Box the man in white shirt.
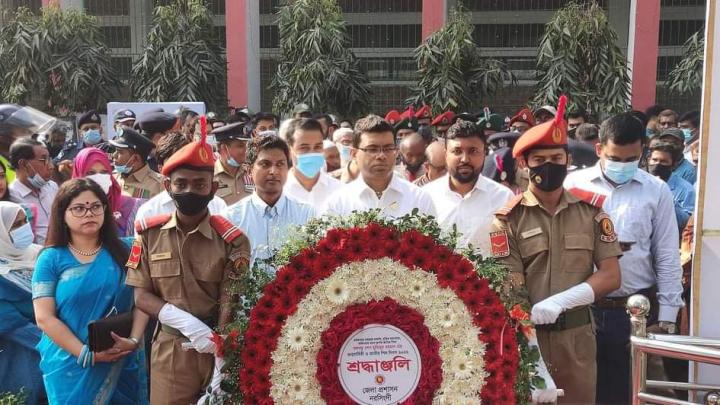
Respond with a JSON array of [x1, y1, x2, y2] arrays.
[[8, 138, 58, 244], [425, 120, 513, 255], [323, 114, 436, 218], [564, 112, 683, 404], [222, 135, 314, 271], [283, 118, 342, 208]]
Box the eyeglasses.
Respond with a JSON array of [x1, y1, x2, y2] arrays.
[[33, 158, 52, 167], [357, 145, 398, 155], [68, 203, 105, 218]]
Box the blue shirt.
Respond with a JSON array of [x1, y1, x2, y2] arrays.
[[565, 163, 683, 322], [667, 173, 695, 232], [673, 158, 697, 185], [221, 193, 315, 272]]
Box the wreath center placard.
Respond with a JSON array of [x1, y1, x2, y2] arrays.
[[337, 324, 421, 404]]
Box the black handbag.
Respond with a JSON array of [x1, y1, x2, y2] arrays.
[[87, 270, 134, 352]]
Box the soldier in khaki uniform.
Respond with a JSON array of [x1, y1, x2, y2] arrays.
[[490, 96, 622, 404], [211, 122, 252, 205], [126, 129, 251, 404], [110, 128, 164, 199]]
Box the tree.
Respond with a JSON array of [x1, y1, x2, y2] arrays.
[[271, 0, 370, 117], [667, 30, 704, 95], [407, 5, 515, 114], [533, 1, 630, 115], [0, 5, 119, 114], [131, 0, 226, 111]]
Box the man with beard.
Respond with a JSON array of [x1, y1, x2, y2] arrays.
[[490, 96, 622, 404], [424, 120, 513, 256], [398, 132, 429, 182], [127, 129, 251, 404]]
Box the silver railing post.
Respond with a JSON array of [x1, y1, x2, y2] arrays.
[[706, 391, 720, 405], [628, 294, 651, 405]]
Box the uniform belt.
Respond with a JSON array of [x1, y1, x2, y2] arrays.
[[160, 316, 218, 338], [594, 288, 657, 310], [535, 306, 591, 332]]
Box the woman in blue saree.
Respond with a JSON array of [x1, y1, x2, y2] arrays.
[[32, 179, 148, 404]]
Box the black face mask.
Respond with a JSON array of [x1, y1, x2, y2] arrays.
[[528, 162, 567, 192], [647, 164, 673, 182], [171, 191, 213, 216]]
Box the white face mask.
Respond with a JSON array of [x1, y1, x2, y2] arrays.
[[86, 173, 112, 194]]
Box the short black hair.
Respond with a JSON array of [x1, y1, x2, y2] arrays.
[[156, 132, 190, 168], [252, 112, 279, 128], [287, 118, 324, 146], [353, 114, 395, 148], [644, 104, 667, 118], [576, 123, 599, 142], [445, 120, 486, 143], [599, 113, 646, 146], [630, 110, 649, 127], [248, 134, 290, 166], [9, 138, 43, 169], [649, 141, 682, 165], [567, 109, 588, 122], [678, 110, 700, 129]]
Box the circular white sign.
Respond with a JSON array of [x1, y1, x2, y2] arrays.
[[337, 324, 421, 404]]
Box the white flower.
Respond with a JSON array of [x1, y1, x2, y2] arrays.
[[451, 355, 474, 380], [409, 281, 426, 298], [325, 278, 349, 304], [286, 377, 307, 401], [286, 327, 309, 351], [441, 311, 456, 328]]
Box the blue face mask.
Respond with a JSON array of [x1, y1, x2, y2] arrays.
[[681, 128, 694, 142], [83, 129, 102, 145], [226, 156, 242, 168], [645, 128, 655, 137], [603, 159, 640, 184], [339, 145, 352, 162], [296, 152, 325, 178], [114, 164, 131, 175], [10, 222, 34, 250]]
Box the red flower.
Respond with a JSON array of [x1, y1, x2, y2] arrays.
[[509, 304, 530, 322], [210, 332, 225, 357]]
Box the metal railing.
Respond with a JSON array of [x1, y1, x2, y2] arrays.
[[627, 294, 720, 405]]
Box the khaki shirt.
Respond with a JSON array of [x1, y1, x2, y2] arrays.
[[490, 189, 622, 305], [213, 159, 251, 206], [125, 213, 251, 324], [115, 164, 164, 200]]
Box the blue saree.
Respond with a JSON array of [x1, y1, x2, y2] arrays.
[[31, 238, 147, 404]]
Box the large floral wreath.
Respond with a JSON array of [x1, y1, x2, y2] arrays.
[[208, 210, 547, 404]]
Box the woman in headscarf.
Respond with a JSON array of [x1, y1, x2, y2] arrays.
[[71, 147, 144, 236], [0, 201, 45, 404]]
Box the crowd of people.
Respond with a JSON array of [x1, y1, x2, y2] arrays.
[[0, 98, 699, 404]]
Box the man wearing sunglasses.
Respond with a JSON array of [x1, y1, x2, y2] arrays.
[[8, 138, 58, 244], [322, 114, 436, 218]]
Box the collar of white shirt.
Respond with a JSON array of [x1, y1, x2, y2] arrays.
[[10, 179, 54, 197], [349, 173, 406, 197], [250, 192, 287, 216], [286, 169, 333, 191], [586, 161, 647, 186], [433, 173, 491, 195]]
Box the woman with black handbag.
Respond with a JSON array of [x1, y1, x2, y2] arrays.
[[32, 178, 148, 404]]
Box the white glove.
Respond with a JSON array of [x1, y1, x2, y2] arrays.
[[531, 282, 595, 325], [158, 303, 215, 353], [528, 334, 559, 403], [197, 356, 225, 405]]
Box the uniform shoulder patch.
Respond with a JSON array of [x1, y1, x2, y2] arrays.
[[490, 230, 510, 257], [134, 214, 172, 234], [594, 212, 618, 243], [569, 187, 607, 208], [494, 194, 523, 217], [209, 215, 244, 244], [126, 238, 142, 269]]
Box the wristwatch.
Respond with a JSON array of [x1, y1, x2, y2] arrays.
[[658, 321, 677, 334]]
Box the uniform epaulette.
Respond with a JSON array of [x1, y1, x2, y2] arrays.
[[494, 194, 524, 217], [568, 187, 607, 208], [209, 215, 244, 244], [134, 214, 172, 234]]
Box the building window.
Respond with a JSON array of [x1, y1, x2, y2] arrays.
[[659, 20, 704, 46], [260, 25, 279, 48], [111, 56, 133, 80], [360, 58, 417, 81], [348, 24, 421, 48], [214, 25, 226, 48], [473, 24, 544, 48], [0, 0, 42, 11], [466, 0, 606, 12], [85, 0, 129, 16], [339, 0, 422, 13], [207, 0, 225, 15], [102, 26, 132, 49], [661, 0, 706, 6], [260, 0, 282, 15]]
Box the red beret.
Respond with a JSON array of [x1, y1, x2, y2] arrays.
[[509, 108, 536, 127], [161, 115, 215, 176], [431, 111, 455, 126], [400, 107, 415, 120], [512, 95, 568, 158], [414, 104, 432, 119], [384, 110, 401, 125]]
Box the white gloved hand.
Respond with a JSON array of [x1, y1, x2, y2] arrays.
[[528, 334, 559, 403], [197, 356, 225, 405], [158, 303, 215, 353], [530, 282, 595, 325]]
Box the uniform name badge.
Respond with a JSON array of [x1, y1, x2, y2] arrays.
[[490, 231, 510, 258]]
